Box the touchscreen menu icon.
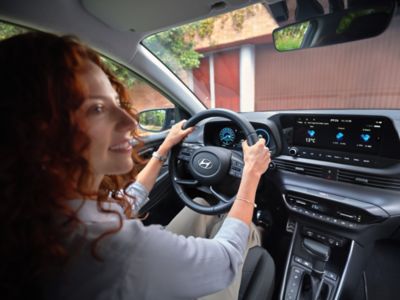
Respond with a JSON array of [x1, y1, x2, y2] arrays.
[[306, 129, 316, 144], [360, 133, 371, 142], [307, 130, 316, 137], [336, 132, 344, 141]]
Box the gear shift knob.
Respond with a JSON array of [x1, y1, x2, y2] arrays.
[[303, 238, 331, 275]]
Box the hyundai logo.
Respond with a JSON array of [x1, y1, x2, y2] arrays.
[[198, 158, 213, 169]]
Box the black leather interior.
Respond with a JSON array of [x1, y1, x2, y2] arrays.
[[239, 246, 275, 300]]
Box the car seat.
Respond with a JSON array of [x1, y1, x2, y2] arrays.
[[239, 246, 275, 300]]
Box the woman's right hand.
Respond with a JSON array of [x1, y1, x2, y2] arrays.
[[158, 120, 194, 154], [241, 138, 271, 178]]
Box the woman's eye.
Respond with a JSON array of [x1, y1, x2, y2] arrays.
[[91, 104, 105, 114]]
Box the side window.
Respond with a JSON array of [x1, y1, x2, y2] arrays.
[[0, 21, 177, 137], [0, 21, 28, 40], [101, 58, 177, 136]]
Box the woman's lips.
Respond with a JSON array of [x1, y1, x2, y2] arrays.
[[109, 141, 132, 152]]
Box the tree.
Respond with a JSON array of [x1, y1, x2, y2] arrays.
[[143, 26, 203, 72], [0, 21, 28, 40], [100, 57, 139, 87], [143, 6, 258, 72]]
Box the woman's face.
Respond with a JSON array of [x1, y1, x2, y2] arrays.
[[76, 62, 135, 185]]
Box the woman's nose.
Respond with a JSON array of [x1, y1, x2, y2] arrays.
[[116, 107, 136, 131]]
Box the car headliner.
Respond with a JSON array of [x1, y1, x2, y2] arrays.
[[0, 0, 262, 68]]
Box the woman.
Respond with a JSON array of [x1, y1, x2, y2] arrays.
[[0, 32, 271, 299]]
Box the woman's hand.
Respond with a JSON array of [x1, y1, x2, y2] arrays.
[[242, 138, 271, 178], [159, 120, 194, 153]]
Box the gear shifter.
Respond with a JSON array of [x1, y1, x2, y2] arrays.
[[303, 238, 330, 275], [302, 238, 331, 300]]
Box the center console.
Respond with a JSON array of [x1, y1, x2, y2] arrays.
[[280, 222, 352, 300], [277, 181, 392, 300], [274, 114, 400, 300]]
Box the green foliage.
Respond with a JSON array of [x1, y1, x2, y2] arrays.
[[232, 6, 256, 31], [143, 27, 203, 71], [337, 9, 376, 34], [274, 21, 310, 51], [196, 19, 215, 39], [232, 11, 245, 31], [143, 6, 258, 71], [0, 21, 28, 41], [100, 57, 138, 87], [139, 109, 166, 131]]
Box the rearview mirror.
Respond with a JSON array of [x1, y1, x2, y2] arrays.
[[273, 0, 395, 52]]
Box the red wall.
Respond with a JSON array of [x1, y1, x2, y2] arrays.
[[254, 17, 400, 110], [214, 49, 240, 111], [193, 56, 211, 108]]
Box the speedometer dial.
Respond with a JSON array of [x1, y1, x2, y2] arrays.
[[256, 128, 270, 146], [219, 127, 236, 146]]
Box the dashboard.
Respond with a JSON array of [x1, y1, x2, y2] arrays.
[[193, 110, 400, 300], [197, 110, 400, 229]]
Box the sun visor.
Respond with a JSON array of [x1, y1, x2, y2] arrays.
[[81, 0, 254, 32]]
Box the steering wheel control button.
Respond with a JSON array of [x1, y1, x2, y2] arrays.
[[229, 155, 244, 178], [177, 146, 197, 161], [229, 160, 244, 178]]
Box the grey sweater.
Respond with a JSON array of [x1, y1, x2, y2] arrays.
[[45, 183, 249, 299]]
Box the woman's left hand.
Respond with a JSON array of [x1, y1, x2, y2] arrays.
[[159, 120, 194, 152]]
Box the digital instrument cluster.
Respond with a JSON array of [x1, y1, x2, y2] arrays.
[[204, 122, 273, 150]]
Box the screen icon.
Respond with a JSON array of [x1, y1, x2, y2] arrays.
[[307, 130, 316, 137], [360, 133, 371, 142], [336, 132, 344, 141]]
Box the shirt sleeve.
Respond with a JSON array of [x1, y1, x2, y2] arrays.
[[109, 216, 250, 299], [125, 181, 149, 212]]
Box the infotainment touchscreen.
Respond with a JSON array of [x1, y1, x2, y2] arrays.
[[293, 116, 383, 154]]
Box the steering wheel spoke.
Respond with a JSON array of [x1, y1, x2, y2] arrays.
[[209, 186, 233, 204], [173, 177, 199, 186], [177, 143, 201, 162], [195, 185, 213, 194]]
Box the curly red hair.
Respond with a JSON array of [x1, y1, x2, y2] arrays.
[[0, 32, 143, 298]]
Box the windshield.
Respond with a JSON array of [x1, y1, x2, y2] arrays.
[[143, 2, 400, 112]]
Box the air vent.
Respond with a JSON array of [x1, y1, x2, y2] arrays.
[[275, 159, 324, 178], [337, 170, 400, 191], [275, 160, 400, 191]]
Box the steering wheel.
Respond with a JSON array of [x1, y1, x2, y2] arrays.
[[169, 109, 259, 215]]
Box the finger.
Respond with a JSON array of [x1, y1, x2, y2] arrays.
[[182, 126, 194, 136], [257, 138, 266, 146], [242, 139, 249, 151], [180, 121, 194, 131], [177, 119, 189, 130]]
